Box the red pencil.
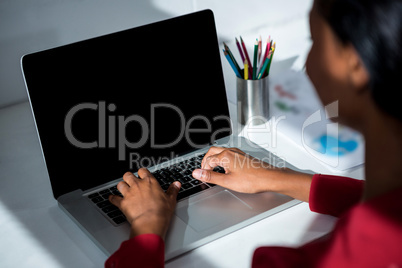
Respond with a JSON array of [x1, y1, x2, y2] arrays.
[[258, 35, 262, 64], [240, 36, 253, 77], [257, 37, 271, 75], [235, 37, 245, 63]]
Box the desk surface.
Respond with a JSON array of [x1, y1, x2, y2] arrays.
[[0, 98, 364, 267]]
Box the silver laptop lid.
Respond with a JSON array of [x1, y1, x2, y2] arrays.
[[21, 10, 232, 199]]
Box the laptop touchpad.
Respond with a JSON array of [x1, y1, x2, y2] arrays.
[[176, 190, 253, 233]]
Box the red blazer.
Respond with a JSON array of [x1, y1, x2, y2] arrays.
[[105, 174, 402, 267]]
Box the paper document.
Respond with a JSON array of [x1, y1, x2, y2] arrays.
[[241, 70, 365, 171]]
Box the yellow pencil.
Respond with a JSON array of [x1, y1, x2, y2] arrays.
[[266, 43, 276, 76], [244, 59, 249, 80]]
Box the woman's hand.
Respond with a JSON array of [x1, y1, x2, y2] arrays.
[[109, 168, 181, 240], [192, 147, 313, 202], [192, 147, 277, 193]]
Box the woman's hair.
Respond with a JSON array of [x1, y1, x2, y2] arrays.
[[315, 0, 402, 120]]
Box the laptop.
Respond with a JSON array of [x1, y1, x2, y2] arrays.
[[21, 9, 306, 261]]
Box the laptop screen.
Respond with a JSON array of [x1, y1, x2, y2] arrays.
[[22, 10, 231, 199]]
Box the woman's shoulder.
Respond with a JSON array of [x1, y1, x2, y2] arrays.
[[327, 187, 402, 266]]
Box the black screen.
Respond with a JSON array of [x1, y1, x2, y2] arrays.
[[22, 10, 231, 199]]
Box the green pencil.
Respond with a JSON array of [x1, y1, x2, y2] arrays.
[[257, 53, 271, 79], [252, 39, 258, 80]]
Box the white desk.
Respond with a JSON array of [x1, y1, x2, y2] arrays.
[[0, 95, 364, 267], [0, 0, 367, 266]]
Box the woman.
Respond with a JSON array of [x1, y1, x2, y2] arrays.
[[105, 0, 402, 266]]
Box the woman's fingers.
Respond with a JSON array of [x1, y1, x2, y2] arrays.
[[192, 168, 226, 185], [117, 180, 130, 195], [165, 181, 181, 201], [201, 146, 226, 169], [202, 147, 245, 171], [108, 194, 123, 208], [122, 171, 137, 186], [137, 168, 153, 181]]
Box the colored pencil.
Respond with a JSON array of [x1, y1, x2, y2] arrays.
[[264, 41, 273, 76], [223, 35, 275, 80], [252, 39, 258, 80], [244, 59, 249, 80], [240, 36, 252, 76], [235, 37, 245, 64], [266, 43, 276, 76], [257, 37, 271, 76], [258, 35, 262, 63], [223, 49, 242, 78], [257, 51, 272, 79], [223, 42, 242, 78]]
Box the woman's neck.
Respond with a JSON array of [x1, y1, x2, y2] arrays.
[[361, 108, 402, 201]]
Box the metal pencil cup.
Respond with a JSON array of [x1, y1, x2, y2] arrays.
[[237, 74, 270, 126]]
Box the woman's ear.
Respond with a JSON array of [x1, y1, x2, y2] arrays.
[[347, 45, 370, 92]]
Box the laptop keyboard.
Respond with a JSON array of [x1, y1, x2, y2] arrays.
[[87, 153, 225, 225], [87, 186, 127, 225]]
